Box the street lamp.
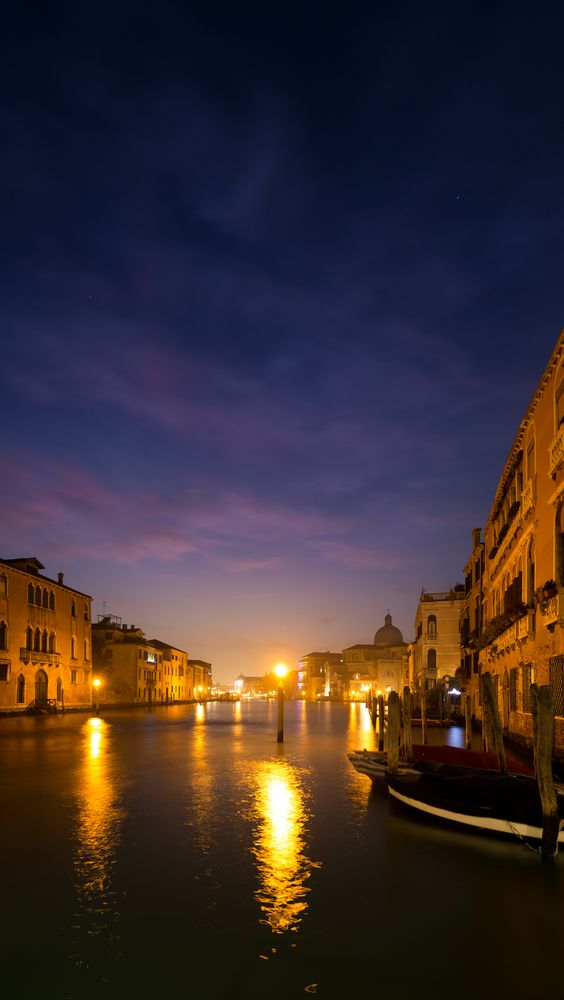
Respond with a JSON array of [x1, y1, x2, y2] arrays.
[[274, 663, 287, 743], [93, 677, 101, 716]]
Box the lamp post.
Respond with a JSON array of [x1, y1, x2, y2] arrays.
[[274, 663, 287, 743], [93, 677, 101, 716]]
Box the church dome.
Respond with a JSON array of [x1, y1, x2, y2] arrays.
[[374, 613, 404, 647]]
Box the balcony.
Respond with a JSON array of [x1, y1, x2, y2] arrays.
[[425, 632, 438, 642], [521, 478, 535, 516], [549, 426, 564, 478], [538, 593, 563, 629], [20, 648, 61, 667], [496, 623, 517, 653], [517, 613, 532, 641]]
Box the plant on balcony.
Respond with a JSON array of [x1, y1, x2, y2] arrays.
[[535, 581, 558, 612]]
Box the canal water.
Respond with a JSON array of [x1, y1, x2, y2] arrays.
[[1, 700, 562, 999]]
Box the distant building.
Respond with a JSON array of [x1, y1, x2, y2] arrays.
[[411, 589, 465, 692], [189, 659, 212, 698], [0, 557, 92, 712], [342, 613, 408, 697], [92, 615, 163, 704], [297, 651, 344, 699], [150, 639, 191, 702]]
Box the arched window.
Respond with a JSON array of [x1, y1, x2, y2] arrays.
[[0, 621, 6, 650], [49, 632, 56, 653], [34, 628, 40, 652], [71, 637, 77, 659], [555, 365, 564, 429], [49, 591, 55, 611], [41, 629, 48, 653], [42, 588, 49, 609], [427, 649, 437, 675], [83, 603, 89, 621], [0, 574, 7, 597], [427, 615, 437, 637], [35, 585, 41, 606], [26, 627, 33, 650], [16, 675, 25, 704], [71, 600, 76, 617], [28, 583, 34, 604]]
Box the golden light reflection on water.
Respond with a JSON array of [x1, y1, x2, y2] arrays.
[[251, 760, 319, 934], [345, 702, 377, 813], [186, 703, 214, 861], [70, 717, 124, 971]]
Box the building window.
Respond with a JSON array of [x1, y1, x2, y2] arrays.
[[83, 604, 89, 621], [427, 615, 437, 637], [71, 637, 77, 659], [84, 668, 90, 684], [427, 649, 437, 676], [84, 639, 89, 661], [26, 627, 33, 650], [35, 585, 41, 606], [41, 630, 48, 653], [16, 675, 25, 703], [549, 655, 564, 717], [509, 668, 518, 711], [0, 574, 7, 597], [70, 669, 78, 684], [49, 632, 56, 653], [34, 628, 40, 652], [28, 583, 34, 604], [71, 600, 76, 617], [49, 591, 55, 611], [0, 621, 7, 651], [522, 663, 532, 712], [0, 663, 9, 681], [556, 369, 564, 428], [42, 588, 49, 609]]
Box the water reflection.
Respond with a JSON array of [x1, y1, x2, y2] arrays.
[[70, 716, 124, 978], [251, 759, 319, 934], [186, 704, 215, 864]]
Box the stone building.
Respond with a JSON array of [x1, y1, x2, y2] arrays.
[[189, 659, 212, 698], [150, 639, 191, 702], [0, 556, 92, 712], [411, 589, 465, 692], [297, 651, 344, 699], [342, 613, 408, 698], [92, 615, 164, 704], [471, 329, 564, 749]]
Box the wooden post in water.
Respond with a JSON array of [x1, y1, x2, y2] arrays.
[[464, 691, 472, 750], [421, 688, 427, 745], [531, 682, 539, 776], [480, 675, 491, 752], [482, 672, 507, 774], [378, 694, 385, 752], [403, 685, 413, 761], [536, 684, 559, 857], [387, 691, 400, 775]]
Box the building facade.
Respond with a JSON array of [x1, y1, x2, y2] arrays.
[[0, 557, 93, 712], [471, 329, 564, 749], [297, 651, 344, 699], [151, 639, 191, 702], [411, 589, 465, 692], [92, 615, 164, 704]]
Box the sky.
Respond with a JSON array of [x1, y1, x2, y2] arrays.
[[2, 3, 564, 683]]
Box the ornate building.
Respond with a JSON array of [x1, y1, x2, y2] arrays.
[[0, 557, 92, 712], [470, 329, 564, 748], [411, 589, 465, 692]]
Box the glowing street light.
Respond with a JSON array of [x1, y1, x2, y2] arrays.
[[93, 677, 101, 715], [274, 664, 287, 744]]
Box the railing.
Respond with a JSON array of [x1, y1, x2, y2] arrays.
[[421, 591, 465, 602], [549, 426, 564, 478], [425, 632, 438, 642], [521, 478, 535, 516], [538, 593, 561, 629], [496, 623, 517, 652], [517, 615, 530, 640], [20, 648, 61, 666]]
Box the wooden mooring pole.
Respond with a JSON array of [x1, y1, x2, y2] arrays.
[[387, 691, 400, 775], [482, 672, 507, 775], [534, 684, 559, 858], [464, 691, 472, 751], [378, 694, 385, 752], [402, 685, 413, 761]]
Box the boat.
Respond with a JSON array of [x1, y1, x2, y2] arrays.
[[348, 744, 535, 786], [348, 745, 564, 846], [386, 767, 564, 845]]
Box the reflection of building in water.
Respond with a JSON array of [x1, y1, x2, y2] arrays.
[[252, 761, 319, 934], [71, 717, 124, 976]]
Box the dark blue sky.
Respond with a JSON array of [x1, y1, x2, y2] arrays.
[[2, 3, 563, 680]]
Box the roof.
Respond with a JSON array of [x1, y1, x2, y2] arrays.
[[0, 557, 92, 598]]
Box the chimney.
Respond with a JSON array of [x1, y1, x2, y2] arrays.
[[122, 624, 128, 631], [472, 528, 481, 550], [58, 572, 64, 585]]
